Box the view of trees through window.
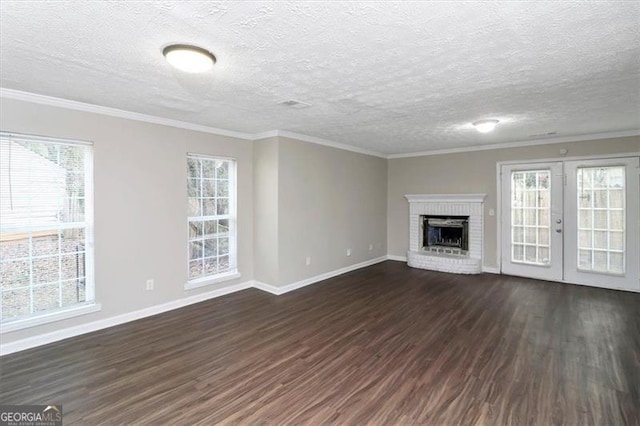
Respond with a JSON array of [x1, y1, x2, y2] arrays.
[[187, 155, 235, 281], [0, 136, 92, 322]]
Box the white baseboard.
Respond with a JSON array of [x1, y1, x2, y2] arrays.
[[255, 256, 389, 296], [482, 266, 501, 274], [0, 281, 253, 356], [386, 254, 407, 262], [252, 280, 282, 295]]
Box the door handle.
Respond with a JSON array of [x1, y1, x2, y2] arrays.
[[556, 219, 562, 224]]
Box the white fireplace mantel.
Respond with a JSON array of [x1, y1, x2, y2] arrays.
[[405, 194, 487, 203], [405, 193, 486, 274]]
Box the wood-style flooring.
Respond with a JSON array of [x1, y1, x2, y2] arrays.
[[1, 261, 639, 425]]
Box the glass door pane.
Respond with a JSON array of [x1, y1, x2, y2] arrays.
[[576, 166, 625, 274], [511, 170, 551, 265]]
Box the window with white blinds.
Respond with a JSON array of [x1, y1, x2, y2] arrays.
[[0, 133, 95, 325], [187, 154, 237, 285]]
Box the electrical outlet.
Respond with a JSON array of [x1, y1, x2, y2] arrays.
[[305, 256, 311, 266], [146, 279, 154, 290], [369, 244, 373, 251], [489, 208, 495, 217], [347, 248, 352, 257]]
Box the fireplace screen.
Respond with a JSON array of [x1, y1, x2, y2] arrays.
[[423, 215, 469, 254]]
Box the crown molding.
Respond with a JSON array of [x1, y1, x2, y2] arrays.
[[0, 88, 388, 158], [3, 88, 637, 160], [275, 130, 387, 158], [0, 87, 256, 140], [387, 129, 640, 159], [251, 130, 279, 140]]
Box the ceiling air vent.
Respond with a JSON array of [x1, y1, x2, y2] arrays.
[[279, 100, 312, 109]]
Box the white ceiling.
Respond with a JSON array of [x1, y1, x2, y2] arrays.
[[1, 1, 639, 155]]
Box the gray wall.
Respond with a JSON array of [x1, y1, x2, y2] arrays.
[[1, 98, 254, 344], [277, 136, 387, 286], [253, 137, 279, 284], [387, 136, 640, 269]]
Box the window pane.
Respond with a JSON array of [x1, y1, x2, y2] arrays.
[[217, 199, 229, 215], [578, 249, 592, 269], [593, 231, 607, 250], [187, 158, 201, 178], [218, 255, 230, 271], [203, 198, 216, 216], [32, 234, 60, 257], [33, 284, 60, 313], [203, 180, 216, 197], [216, 181, 229, 197], [216, 161, 229, 179], [579, 230, 591, 248], [188, 197, 201, 216], [204, 258, 218, 275], [189, 221, 203, 239], [0, 260, 30, 289], [61, 228, 85, 253], [189, 241, 203, 260], [187, 178, 199, 197], [61, 253, 84, 280], [204, 238, 217, 257], [513, 244, 524, 262], [512, 226, 524, 243], [189, 260, 202, 279], [538, 228, 549, 246], [609, 253, 624, 274], [62, 279, 85, 306], [610, 231, 624, 251], [204, 220, 217, 238], [2, 288, 30, 321], [218, 237, 229, 256], [0, 237, 30, 259]]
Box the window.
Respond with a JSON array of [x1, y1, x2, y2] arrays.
[[0, 133, 95, 327], [187, 154, 237, 287]]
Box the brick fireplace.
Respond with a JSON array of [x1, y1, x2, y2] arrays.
[[405, 194, 486, 274]]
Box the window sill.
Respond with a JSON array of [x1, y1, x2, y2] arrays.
[[0, 302, 102, 334], [185, 270, 241, 290]]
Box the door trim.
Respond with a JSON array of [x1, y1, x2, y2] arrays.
[[496, 151, 640, 291]]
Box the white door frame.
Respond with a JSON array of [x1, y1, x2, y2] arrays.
[[495, 151, 640, 291]]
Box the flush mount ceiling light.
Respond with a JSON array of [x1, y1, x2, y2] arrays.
[[163, 44, 216, 73], [472, 119, 500, 133]]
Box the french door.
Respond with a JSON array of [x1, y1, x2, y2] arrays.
[[501, 156, 639, 292]]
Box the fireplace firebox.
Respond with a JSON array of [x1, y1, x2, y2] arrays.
[[422, 215, 469, 255]]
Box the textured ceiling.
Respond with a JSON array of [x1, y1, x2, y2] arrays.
[[1, 1, 639, 154]]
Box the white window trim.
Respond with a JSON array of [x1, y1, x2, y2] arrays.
[[185, 153, 238, 289], [0, 131, 97, 329], [185, 270, 241, 290], [0, 302, 102, 334]]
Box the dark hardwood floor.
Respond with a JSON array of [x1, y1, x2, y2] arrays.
[[1, 261, 639, 425]]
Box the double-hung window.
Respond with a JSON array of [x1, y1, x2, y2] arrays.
[[186, 154, 238, 288], [0, 132, 96, 331]]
